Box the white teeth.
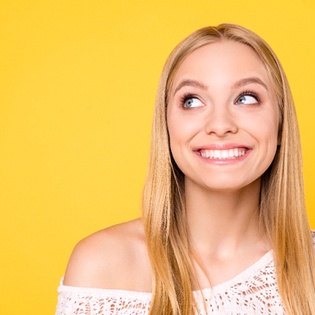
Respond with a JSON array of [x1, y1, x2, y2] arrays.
[[221, 150, 228, 159], [200, 148, 246, 160]]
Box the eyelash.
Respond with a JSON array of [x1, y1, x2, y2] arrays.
[[180, 93, 201, 108], [180, 93, 197, 102], [236, 90, 260, 103]]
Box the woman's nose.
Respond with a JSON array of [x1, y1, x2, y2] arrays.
[[204, 105, 238, 137]]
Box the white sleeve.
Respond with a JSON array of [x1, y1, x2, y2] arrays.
[[55, 280, 151, 315]]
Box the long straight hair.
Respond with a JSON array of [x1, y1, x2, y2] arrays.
[[142, 24, 315, 315]]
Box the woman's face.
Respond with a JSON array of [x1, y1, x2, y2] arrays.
[[167, 40, 279, 192]]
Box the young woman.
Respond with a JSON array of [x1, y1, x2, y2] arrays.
[[55, 24, 315, 315]]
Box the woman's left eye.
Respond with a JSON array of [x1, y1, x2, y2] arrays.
[[235, 94, 259, 105]]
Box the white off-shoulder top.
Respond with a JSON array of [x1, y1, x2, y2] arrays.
[[55, 232, 315, 315]]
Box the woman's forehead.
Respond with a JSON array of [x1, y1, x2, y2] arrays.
[[170, 41, 271, 94]]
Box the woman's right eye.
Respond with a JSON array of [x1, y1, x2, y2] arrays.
[[182, 97, 203, 108]]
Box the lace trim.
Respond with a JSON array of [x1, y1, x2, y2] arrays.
[[55, 231, 315, 315], [56, 252, 280, 314]]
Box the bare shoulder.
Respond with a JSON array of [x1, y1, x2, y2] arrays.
[[63, 218, 151, 291]]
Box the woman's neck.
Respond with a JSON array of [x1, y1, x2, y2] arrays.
[[185, 178, 269, 259]]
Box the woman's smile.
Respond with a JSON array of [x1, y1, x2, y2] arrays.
[[196, 145, 250, 163], [199, 148, 246, 160]]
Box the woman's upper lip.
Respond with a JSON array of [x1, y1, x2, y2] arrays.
[[193, 143, 252, 151]]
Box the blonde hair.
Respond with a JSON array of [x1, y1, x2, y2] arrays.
[[142, 24, 315, 315]]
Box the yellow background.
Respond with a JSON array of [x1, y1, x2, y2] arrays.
[[0, 0, 314, 314]]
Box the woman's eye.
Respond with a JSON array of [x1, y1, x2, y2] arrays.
[[236, 94, 258, 105], [183, 97, 203, 108]]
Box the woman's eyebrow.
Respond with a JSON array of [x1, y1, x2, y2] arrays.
[[173, 79, 208, 96], [173, 77, 268, 97], [232, 77, 268, 90]]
